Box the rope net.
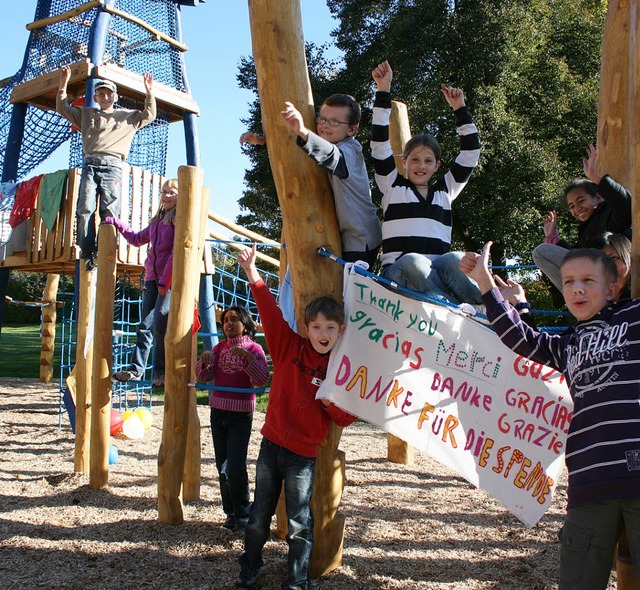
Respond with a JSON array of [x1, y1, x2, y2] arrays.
[[1, 0, 188, 180]]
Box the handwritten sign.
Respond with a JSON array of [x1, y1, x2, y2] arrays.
[[318, 270, 572, 527]]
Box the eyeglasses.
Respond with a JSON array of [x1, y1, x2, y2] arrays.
[[316, 117, 350, 127]]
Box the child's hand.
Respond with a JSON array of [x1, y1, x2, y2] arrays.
[[200, 350, 213, 366], [441, 85, 465, 110], [239, 131, 266, 146], [320, 399, 332, 407], [102, 216, 116, 226], [543, 211, 557, 237], [493, 275, 527, 307], [158, 285, 168, 295], [459, 242, 495, 294], [237, 243, 261, 284], [583, 143, 602, 184], [229, 347, 253, 360], [280, 102, 308, 139], [143, 72, 153, 94], [59, 66, 71, 90], [372, 60, 393, 92]]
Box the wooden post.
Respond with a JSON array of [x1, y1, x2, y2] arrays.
[[39, 273, 60, 383], [89, 224, 118, 489], [183, 185, 210, 503], [158, 166, 205, 524], [598, 3, 640, 589], [74, 265, 94, 473], [248, 0, 346, 576], [386, 101, 415, 466]]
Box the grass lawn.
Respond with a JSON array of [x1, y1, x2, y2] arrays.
[[0, 324, 50, 379]]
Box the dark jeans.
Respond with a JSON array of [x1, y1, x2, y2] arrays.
[[77, 154, 123, 259], [210, 408, 253, 519], [128, 280, 170, 377], [240, 438, 316, 589]]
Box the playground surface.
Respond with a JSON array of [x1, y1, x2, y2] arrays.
[[0, 378, 618, 590]]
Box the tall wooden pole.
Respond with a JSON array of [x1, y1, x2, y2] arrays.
[[39, 274, 60, 383], [158, 166, 205, 524], [386, 101, 415, 466], [183, 185, 210, 503], [248, 0, 347, 576], [89, 224, 118, 489], [74, 265, 94, 473], [598, 3, 640, 589]]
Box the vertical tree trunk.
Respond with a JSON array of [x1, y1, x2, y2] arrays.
[[89, 224, 117, 489], [158, 166, 205, 524], [386, 101, 415, 466], [183, 186, 210, 503], [39, 274, 60, 383], [248, 0, 346, 576], [74, 265, 94, 473], [599, 3, 640, 588]]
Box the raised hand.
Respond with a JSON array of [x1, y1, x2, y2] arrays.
[[372, 60, 393, 92], [441, 85, 465, 110], [543, 210, 557, 237], [582, 143, 602, 184]]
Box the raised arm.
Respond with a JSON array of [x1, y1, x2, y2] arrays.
[[238, 243, 261, 284]]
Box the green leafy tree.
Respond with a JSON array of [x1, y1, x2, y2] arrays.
[[237, 0, 606, 273]]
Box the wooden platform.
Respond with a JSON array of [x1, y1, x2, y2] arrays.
[[10, 60, 199, 123], [1, 166, 214, 278]]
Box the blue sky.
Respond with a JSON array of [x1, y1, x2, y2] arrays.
[[0, 2, 342, 224]]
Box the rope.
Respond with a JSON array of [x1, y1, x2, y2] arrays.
[[188, 381, 268, 396]]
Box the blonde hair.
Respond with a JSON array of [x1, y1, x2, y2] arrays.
[[150, 178, 178, 225]]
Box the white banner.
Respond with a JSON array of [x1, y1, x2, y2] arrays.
[[318, 270, 573, 527]]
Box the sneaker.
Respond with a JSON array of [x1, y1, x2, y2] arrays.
[[152, 374, 165, 388], [222, 515, 235, 530], [236, 568, 258, 589], [113, 370, 141, 382]]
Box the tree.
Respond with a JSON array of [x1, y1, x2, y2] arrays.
[[237, 0, 606, 266]]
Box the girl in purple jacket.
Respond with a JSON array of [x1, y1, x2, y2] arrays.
[[105, 178, 178, 387]]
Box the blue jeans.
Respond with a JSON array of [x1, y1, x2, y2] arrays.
[[77, 154, 123, 259], [210, 408, 253, 519], [240, 438, 316, 589], [559, 500, 640, 589], [129, 280, 170, 377], [381, 252, 482, 305]]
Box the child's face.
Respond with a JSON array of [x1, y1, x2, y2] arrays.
[[305, 312, 345, 354], [566, 188, 600, 222], [316, 104, 357, 144], [402, 145, 441, 188], [94, 88, 117, 111], [222, 310, 245, 338], [602, 244, 629, 299], [160, 186, 178, 211], [561, 258, 615, 321]]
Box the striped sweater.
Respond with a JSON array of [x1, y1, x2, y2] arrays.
[[483, 287, 640, 509], [195, 335, 269, 413], [371, 91, 481, 269]]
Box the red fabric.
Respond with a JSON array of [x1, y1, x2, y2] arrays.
[[9, 175, 43, 228], [192, 302, 201, 336]]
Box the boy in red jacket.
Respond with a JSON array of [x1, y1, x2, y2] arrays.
[[236, 244, 356, 590]]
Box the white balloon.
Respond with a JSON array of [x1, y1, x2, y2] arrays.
[[122, 414, 145, 440]]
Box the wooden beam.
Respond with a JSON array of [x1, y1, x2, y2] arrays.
[[158, 166, 206, 524], [26, 0, 104, 31], [208, 211, 279, 245], [101, 4, 188, 52], [11, 61, 199, 123], [248, 0, 346, 578], [89, 225, 118, 489]]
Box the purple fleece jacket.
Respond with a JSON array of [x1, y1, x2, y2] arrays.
[[106, 215, 175, 289]]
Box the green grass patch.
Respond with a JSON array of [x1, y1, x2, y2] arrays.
[[0, 324, 56, 379]]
